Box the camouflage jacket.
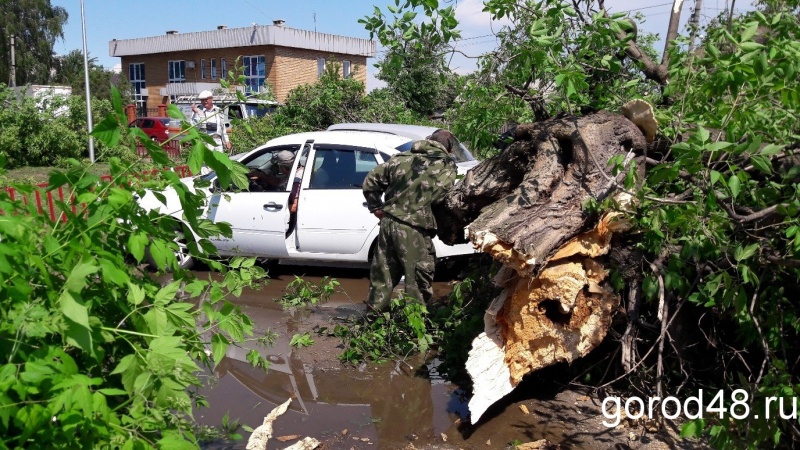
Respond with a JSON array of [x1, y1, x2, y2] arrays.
[[362, 139, 457, 232]]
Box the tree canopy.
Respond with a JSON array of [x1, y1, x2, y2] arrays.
[[364, 0, 800, 448], [0, 0, 68, 86]]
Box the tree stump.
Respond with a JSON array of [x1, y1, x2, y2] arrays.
[[438, 111, 648, 423]]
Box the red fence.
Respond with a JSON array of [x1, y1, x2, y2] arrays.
[[3, 165, 192, 223], [136, 140, 184, 158]]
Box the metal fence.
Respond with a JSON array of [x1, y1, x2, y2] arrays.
[[3, 165, 192, 223]]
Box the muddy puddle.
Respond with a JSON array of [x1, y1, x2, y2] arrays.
[[193, 266, 602, 449]]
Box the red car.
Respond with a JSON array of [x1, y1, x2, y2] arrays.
[[129, 117, 172, 142]]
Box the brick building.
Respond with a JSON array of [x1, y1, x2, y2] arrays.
[[108, 20, 375, 113]]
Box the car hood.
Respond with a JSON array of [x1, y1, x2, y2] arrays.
[[456, 159, 479, 174]]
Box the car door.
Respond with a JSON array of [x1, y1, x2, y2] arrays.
[[206, 145, 300, 258], [294, 145, 380, 258]]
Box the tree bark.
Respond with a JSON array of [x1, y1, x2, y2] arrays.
[[436, 111, 646, 276], [446, 110, 649, 424]]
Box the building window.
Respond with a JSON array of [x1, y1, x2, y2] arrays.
[[242, 55, 266, 93], [343, 60, 351, 78], [129, 63, 146, 115], [211, 58, 217, 79], [221, 58, 226, 78], [168, 60, 186, 83], [201, 59, 206, 79], [317, 58, 326, 77]]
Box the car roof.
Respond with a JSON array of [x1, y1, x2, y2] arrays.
[[259, 130, 412, 150], [327, 123, 439, 140]]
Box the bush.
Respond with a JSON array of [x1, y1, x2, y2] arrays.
[[0, 88, 270, 448]]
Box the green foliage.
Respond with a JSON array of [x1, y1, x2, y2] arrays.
[[228, 61, 422, 149], [363, 1, 800, 448], [289, 332, 315, 348], [334, 295, 435, 364], [0, 87, 271, 448], [278, 276, 340, 309], [0, 86, 137, 169], [635, 6, 800, 448], [278, 61, 369, 130], [0, 0, 68, 86], [334, 257, 498, 369], [51, 50, 133, 101], [375, 32, 463, 116]]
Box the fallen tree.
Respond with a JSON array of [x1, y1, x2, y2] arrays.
[[434, 107, 650, 422]]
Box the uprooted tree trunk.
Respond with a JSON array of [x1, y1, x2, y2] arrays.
[[434, 111, 648, 423]]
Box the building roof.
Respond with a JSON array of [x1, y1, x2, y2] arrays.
[[109, 24, 375, 58]]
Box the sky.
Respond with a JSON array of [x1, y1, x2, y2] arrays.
[[51, 0, 754, 91]]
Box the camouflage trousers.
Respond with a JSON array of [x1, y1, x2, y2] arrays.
[[367, 215, 436, 312]]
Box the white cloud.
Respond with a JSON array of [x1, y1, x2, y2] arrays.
[[455, 0, 512, 35]]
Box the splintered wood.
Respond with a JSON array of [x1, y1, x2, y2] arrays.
[[467, 210, 628, 424], [433, 108, 650, 425]]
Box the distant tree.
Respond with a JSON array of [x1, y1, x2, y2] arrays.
[[0, 0, 68, 86], [52, 50, 131, 101], [375, 33, 461, 117]]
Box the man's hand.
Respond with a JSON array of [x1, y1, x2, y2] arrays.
[[225, 141, 232, 150], [373, 209, 384, 219]]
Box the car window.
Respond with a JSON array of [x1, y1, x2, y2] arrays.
[[393, 138, 475, 163], [205, 145, 301, 191], [158, 118, 171, 126], [228, 106, 243, 120], [309, 148, 378, 189]]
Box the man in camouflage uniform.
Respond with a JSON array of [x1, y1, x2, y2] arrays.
[[362, 129, 458, 312]]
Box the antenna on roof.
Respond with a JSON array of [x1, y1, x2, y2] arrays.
[[313, 12, 316, 33]]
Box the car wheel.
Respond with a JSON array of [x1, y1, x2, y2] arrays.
[[145, 234, 195, 271]]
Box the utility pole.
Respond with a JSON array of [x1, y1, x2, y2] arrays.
[[688, 0, 704, 53], [9, 35, 16, 87], [80, 0, 95, 163]]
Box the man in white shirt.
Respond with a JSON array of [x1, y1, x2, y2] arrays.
[[191, 90, 231, 152]]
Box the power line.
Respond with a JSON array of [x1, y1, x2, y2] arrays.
[[617, 2, 674, 13]]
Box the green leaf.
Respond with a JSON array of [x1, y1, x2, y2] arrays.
[[62, 261, 99, 293], [734, 243, 759, 262], [741, 21, 759, 42], [91, 116, 122, 147], [187, 146, 204, 176], [154, 280, 182, 306], [760, 143, 785, 156], [750, 154, 772, 175], [681, 418, 705, 438], [148, 238, 170, 270], [127, 283, 146, 306], [210, 333, 229, 366], [59, 291, 93, 352], [710, 170, 721, 186], [99, 258, 130, 287], [728, 174, 741, 199], [157, 431, 196, 450], [60, 291, 90, 329], [128, 233, 148, 262], [706, 141, 733, 152], [696, 127, 710, 143]]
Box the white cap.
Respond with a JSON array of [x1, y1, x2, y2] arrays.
[[197, 90, 214, 100]]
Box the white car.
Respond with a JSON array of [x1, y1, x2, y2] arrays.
[[138, 129, 477, 269]]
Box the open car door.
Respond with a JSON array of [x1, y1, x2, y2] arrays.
[[292, 145, 380, 260]]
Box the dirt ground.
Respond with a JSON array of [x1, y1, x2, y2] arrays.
[[192, 265, 710, 450], [282, 302, 707, 450]]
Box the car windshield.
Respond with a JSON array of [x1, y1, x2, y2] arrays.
[[157, 118, 171, 126], [394, 138, 475, 163]]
